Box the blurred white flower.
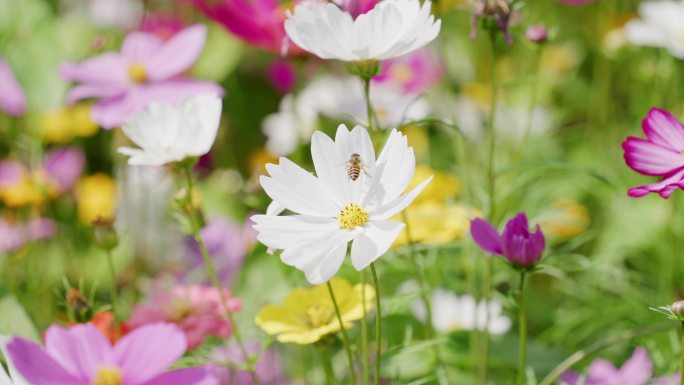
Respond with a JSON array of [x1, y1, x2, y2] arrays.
[[262, 76, 429, 156], [284, 0, 441, 61], [624, 0, 684, 59], [252, 125, 431, 284], [401, 282, 511, 334], [118, 94, 222, 166], [62, 0, 143, 30]]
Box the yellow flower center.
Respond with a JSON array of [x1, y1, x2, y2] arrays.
[[338, 204, 368, 230], [93, 367, 122, 385], [305, 305, 335, 328], [128, 63, 148, 83]]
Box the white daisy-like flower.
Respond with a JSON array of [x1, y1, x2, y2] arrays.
[[284, 0, 441, 62], [401, 282, 511, 335], [252, 124, 432, 284], [624, 0, 684, 59], [118, 94, 222, 166]]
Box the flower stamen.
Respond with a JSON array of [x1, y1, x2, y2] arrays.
[[338, 204, 368, 230], [93, 367, 122, 385], [128, 63, 148, 83]]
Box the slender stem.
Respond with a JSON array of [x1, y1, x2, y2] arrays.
[[363, 77, 375, 131], [320, 345, 336, 385], [326, 281, 358, 385], [538, 323, 675, 385], [520, 46, 543, 156], [182, 168, 260, 385], [516, 271, 527, 385], [361, 270, 370, 385], [680, 322, 684, 385], [370, 263, 382, 385], [105, 249, 118, 320]]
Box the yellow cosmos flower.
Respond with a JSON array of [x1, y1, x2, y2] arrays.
[[75, 174, 117, 225], [41, 103, 98, 143], [539, 198, 590, 240], [0, 172, 48, 207], [255, 278, 374, 344], [394, 201, 480, 246], [410, 165, 460, 204]]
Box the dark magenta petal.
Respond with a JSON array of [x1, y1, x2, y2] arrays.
[[470, 218, 503, 255], [642, 108, 684, 151], [622, 137, 682, 176]]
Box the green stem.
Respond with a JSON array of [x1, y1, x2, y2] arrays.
[[326, 281, 358, 385], [370, 263, 382, 385], [182, 168, 260, 385], [361, 270, 370, 385], [105, 250, 118, 320], [680, 322, 684, 385], [538, 323, 675, 385], [363, 77, 375, 131], [517, 271, 527, 385], [320, 345, 336, 385], [519, 46, 543, 156]]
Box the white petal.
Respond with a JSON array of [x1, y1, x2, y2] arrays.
[[370, 175, 432, 220], [350, 220, 404, 270], [251, 214, 339, 251], [305, 242, 348, 284], [364, 129, 416, 210], [311, 128, 352, 207]]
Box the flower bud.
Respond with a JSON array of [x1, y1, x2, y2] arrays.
[[672, 300, 684, 319], [67, 288, 93, 323], [93, 217, 119, 251], [526, 25, 548, 44]]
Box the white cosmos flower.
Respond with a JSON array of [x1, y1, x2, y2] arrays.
[[284, 0, 441, 61], [118, 94, 222, 166], [252, 124, 432, 284], [624, 0, 684, 59], [401, 282, 511, 335]]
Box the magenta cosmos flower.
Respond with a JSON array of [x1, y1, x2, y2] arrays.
[[470, 213, 546, 268], [622, 108, 684, 199], [373, 48, 444, 95], [7, 322, 217, 385], [61, 24, 222, 129], [129, 284, 241, 349], [0, 57, 26, 117]]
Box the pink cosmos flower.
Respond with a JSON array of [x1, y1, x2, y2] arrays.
[[210, 342, 290, 385], [471, 213, 546, 268], [7, 322, 217, 385], [0, 57, 26, 116], [373, 48, 444, 95], [0, 217, 55, 253], [61, 24, 223, 129], [560, 347, 679, 385], [267, 60, 296, 94], [622, 108, 684, 199], [139, 14, 186, 40], [129, 284, 242, 349]]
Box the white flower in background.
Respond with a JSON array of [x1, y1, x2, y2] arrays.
[[0, 336, 29, 385], [118, 94, 222, 166], [401, 282, 511, 334], [284, 0, 441, 61], [624, 0, 684, 59], [263, 76, 429, 156], [252, 125, 432, 284], [62, 0, 143, 30]]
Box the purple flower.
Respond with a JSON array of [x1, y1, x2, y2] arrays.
[[43, 147, 86, 193], [560, 347, 679, 385], [267, 60, 296, 94], [622, 108, 684, 199], [61, 24, 223, 129], [183, 217, 255, 286], [0, 57, 26, 116], [470, 213, 545, 267], [373, 48, 445, 95], [340, 0, 379, 18], [0, 217, 57, 253], [209, 342, 289, 385], [7, 322, 218, 385], [526, 25, 548, 44], [470, 0, 514, 45]]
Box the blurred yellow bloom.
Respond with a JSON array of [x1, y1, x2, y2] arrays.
[[462, 83, 492, 110], [401, 126, 429, 159], [394, 201, 480, 246], [249, 147, 279, 177], [540, 44, 581, 77], [0, 172, 47, 207], [255, 278, 374, 344], [75, 174, 117, 225], [539, 198, 590, 240], [411, 165, 460, 204], [41, 104, 98, 143]]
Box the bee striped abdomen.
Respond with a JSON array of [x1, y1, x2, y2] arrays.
[[346, 153, 364, 181]]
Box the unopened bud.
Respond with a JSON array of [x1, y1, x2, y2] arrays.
[[93, 217, 118, 251], [67, 288, 92, 323], [672, 300, 684, 319], [526, 25, 548, 44]]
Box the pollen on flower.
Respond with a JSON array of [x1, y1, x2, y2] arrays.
[[304, 305, 335, 328], [338, 204, 368, 230], [93, 367, 122, 385], [128, 63, 148, 83]]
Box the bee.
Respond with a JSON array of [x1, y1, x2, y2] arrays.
[[346, 153, 369, 181]]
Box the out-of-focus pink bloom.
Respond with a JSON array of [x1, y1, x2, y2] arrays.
[[0, 217, 56, 253], [339, 0, 378, 18], [7, 323, 218, 385], [0, 57, 26, 117], [373, 49, 444, 94], [558, 0, 595, 5], [43, 147, 86, 192], [560, 347, 677, 385], [139, 14, 186, 40], [190, 0, 299, 55], [0, 219, 25, 253], [622, 108, 684, 199], [471, 213, 546, 268], [183, 217, 256, 285], [267, 60, 296, 94], [61, 24, 222, 128], [26, 218, 57, 240], [210, 342, 289, 385], [129, 284, 242, 349], [526, 25, 548, 43]]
